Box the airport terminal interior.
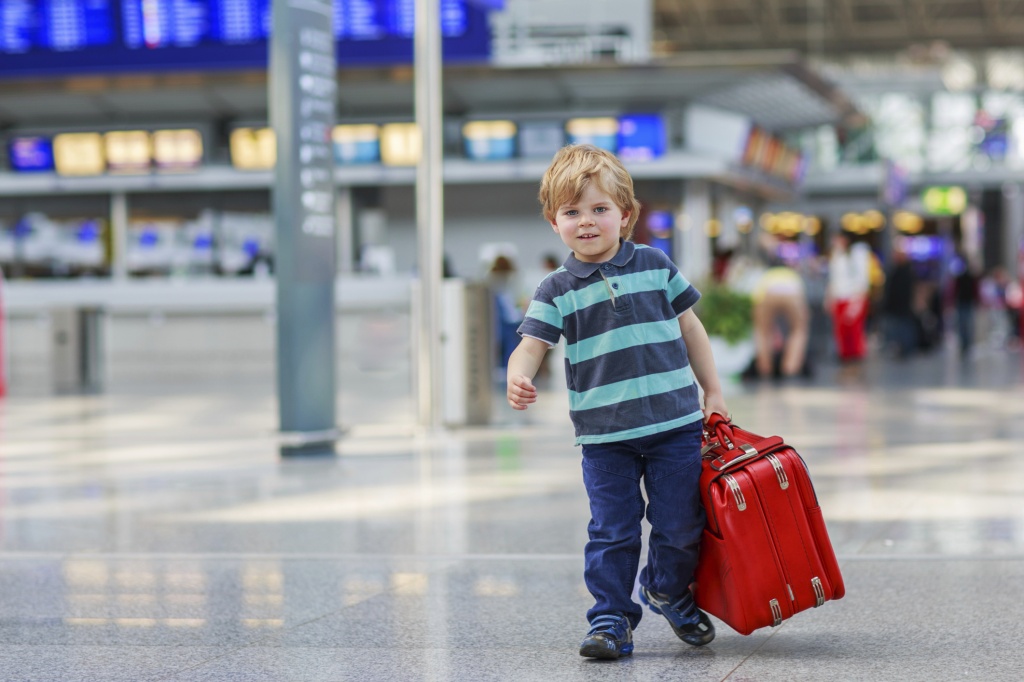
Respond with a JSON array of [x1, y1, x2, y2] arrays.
[[2, 0, 1024, 680]]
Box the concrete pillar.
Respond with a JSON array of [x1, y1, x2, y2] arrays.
[[110, 192, 128, 280], [678, 180, 712, 285], [1003, 183, 1024, 274]]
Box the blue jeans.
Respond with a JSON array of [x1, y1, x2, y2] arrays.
[[581, 422, 705, 629]]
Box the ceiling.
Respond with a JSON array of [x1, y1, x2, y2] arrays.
[[0, 52, 857, 134], [652, 0, 1024, 54]]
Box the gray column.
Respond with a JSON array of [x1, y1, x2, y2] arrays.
[[415, 0, 445, 429], [336, 186, 355, 275], [1004, 183, 1024, 274], [270, 0, 338, 457], [679, 180, 712, 285], [110, 191, 128, 280]]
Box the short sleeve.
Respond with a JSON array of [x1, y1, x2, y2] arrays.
[[517, 280, 563, 347], [662, 254, 701, 316]]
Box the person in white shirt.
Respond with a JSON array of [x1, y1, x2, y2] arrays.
[[825, 233, 871, 361]]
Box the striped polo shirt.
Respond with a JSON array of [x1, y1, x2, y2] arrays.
[[518, 240, 703, 445]]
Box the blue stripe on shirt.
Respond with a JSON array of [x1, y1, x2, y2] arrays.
[[568, 366, 696, 412]]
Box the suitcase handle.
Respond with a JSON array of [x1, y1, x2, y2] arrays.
[[704, 412, 735, 449]]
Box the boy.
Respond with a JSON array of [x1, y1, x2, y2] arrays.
[[507, 144, 728, 659]]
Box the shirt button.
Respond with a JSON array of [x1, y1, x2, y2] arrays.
[[612, 283, 619, 289]]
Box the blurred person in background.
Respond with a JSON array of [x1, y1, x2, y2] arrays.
[[882, 244, 918, 359], [951, 251, 979, 360], [982, 266, 1021, 351], [1008, 276, 1023, 350], [487, 254, 524, 370], [750, 253, 810, 380], [825, 232, 871, 362]]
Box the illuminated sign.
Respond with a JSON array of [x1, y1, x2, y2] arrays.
[[380, 123, 421, 166], [617, 114, 665, 161], [1, 1, 491, 77], [333, 124, 380, 164], [152, 129, 203, 171], [230, 127, 276, 170], [922, 186, 968, 215], [53, 132, 105, 176], [7, 136, 55, 172], [462, 120, 516, 161], [742, 127, 805, 184], [104, 130, 152, 174], [517, 121, 563, 158], [566, 118, 618, 152], [0, 0, 114, 53], [840, 210, 886, 235]]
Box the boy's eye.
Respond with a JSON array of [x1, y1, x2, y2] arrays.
[[594, 207, 607, 213], [564, 209, 578, 216]]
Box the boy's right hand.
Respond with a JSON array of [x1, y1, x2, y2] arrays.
[[507, 375, 537, 410]]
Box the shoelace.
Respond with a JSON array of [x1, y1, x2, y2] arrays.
[[587, 614, 628, 638]]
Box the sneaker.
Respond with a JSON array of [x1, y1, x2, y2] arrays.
[[579, 613, 634, 659], [639, 586, 715, 646]]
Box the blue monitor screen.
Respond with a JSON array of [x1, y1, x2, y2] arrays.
[[8, 136, 55, 172], [1, 0, 115, 53], [0, 0, 489, 76], [617, 114, 666, 162]]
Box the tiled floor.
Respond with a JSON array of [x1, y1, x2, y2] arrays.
[[1, 345, 1023, 681]]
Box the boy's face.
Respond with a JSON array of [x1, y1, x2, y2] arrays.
[[550, 182, 630, 264]]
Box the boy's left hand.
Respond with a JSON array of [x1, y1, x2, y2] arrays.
[[702, 393, 729, 422]]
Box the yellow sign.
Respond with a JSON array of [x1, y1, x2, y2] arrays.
[[922, 186, 967, 215], [380, 123, 422, 166], [104, 131, 152, 174], [53, 133, 105, 176], [152, 129, 203, 171], [230, 128, 276, 170]]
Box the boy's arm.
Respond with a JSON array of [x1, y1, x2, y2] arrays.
[[678, 309, 729, 420], [506, 336, 551, 410]]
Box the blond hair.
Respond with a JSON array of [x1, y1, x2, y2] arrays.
[[539, 144, 641, 239]]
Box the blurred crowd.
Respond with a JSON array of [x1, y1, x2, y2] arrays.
[[716, 233, 1024, 382], [477, 232, 1023, 384]]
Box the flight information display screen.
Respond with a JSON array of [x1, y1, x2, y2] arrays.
[[1, 0, 115, 53], [0, 0, 489, 76]]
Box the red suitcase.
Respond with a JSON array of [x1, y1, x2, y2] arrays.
[[694, 414, 845, 635]]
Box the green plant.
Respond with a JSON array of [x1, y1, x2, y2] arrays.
[[695, 283, 753, 345]]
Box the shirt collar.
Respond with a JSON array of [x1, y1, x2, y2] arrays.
[[562, 240, 636, 279]]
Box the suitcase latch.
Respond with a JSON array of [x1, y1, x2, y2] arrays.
[[710, 444, 760, 472], [723, 474, 746, 511], [766, 454, 789, 490], [769, 599, 783, 626], [812, 577, 825, 607]]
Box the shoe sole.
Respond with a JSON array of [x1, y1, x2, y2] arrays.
[[579, 642, 634, 659], [639, 589, 716, 647]]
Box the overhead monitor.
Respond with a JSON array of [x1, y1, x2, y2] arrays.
[[7, 136, 55, 172], [517, 121, 563, 159], [333, 124, 380, 164], [1, 0, 492, 77], [152, 129, 204, 171], [617, 114, 666, 161], [104, 130, 152, 174], [380, 122, 421, 166], [230, 127, 276, 170], [53, 132, 105, 176], [566, 118, 619, 152], [462, 120, 516, 161]]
